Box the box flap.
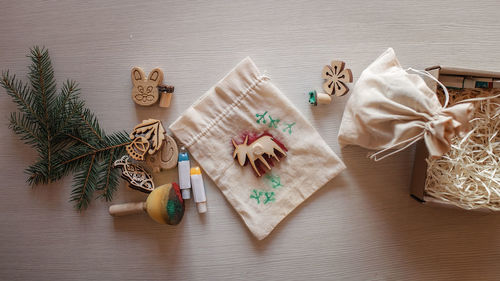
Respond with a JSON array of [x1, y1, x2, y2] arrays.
[[426, 66, 500, 79]]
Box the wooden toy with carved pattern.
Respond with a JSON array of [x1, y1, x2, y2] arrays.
[[232, 134, 287, 177], [126, 119, 166, 161], [322, 60, 353, 97], [145, 133, 179, 172], [131, 67, 164, 106], [113, 155, 155, 193]]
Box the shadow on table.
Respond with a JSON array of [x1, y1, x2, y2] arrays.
[[339, 144, 500, 278]]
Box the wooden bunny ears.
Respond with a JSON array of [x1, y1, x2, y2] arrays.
[[131, 67, 174, 107]]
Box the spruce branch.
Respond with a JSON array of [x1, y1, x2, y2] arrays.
[[65, 133, 97, 150], [26, 158, 50, 185], [9, 112, 42, 147], [28, 46, 58, 178], [1, 71, 45, 125], [53, 80, 82, 135], [1, 46, 131, 210], [96, 147, 121, 202], [70, 154, 98, 210], [29, 46, 57, 123], [60, 135, 130, 166], [79, 108, 104, 143]]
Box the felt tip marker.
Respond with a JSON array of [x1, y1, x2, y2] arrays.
[[178, 147, 191, 199], [190, 166, 207, 214]]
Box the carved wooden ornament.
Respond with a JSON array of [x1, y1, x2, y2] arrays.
[[322, 61, 353, 97], [146, 134, 179, 172], [131, 67, 164, 106], [232, 134, 287, 177], [126, 119, 166, 161], [113, 155, 155, 193]]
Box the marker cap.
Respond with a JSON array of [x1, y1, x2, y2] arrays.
[[197, 202, 207, 213], [190, 167, 201, 175]]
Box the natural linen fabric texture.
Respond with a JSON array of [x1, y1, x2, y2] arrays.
[[170, 57, 345, 240], [338, 48, 474, 159]]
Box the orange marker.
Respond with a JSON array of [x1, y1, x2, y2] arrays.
[[190, 166, 207, 213]]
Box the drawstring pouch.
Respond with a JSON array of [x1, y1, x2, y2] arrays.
[[338, 48, 474, 160], [170, 58, 346, 240]]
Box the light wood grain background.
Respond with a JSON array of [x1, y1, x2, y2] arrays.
[[1, 1, 500, 280]]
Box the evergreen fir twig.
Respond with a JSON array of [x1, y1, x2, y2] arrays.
[[1, 46, 130, 210]]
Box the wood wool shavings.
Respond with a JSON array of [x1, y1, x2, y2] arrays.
[[425, 89, 500, 210]]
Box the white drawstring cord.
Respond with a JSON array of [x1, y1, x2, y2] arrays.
[[406, 67, 450, 108], [370, 68, 449, 161]]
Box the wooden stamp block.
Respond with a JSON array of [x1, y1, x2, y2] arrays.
[[131, 67, 164, 106], [158, 85, 174, 108], [126, 119, 166, 161], [308, 90, 332, 106], [322, 61, 353, 97], [113, 155, 155, 193], [146, 134, 179, 172], [232, 134, 287, 177]]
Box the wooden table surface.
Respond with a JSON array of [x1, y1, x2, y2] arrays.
[[1, 1, 499, 280]]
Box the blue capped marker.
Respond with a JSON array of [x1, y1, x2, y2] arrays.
[[178, 147, 191, 199]]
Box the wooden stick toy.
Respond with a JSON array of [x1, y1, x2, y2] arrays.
[[109, 183, 185, 225], [113, 155, 154, 193], [131, 67, 164, 106]]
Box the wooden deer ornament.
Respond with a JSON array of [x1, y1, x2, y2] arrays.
[[232, 134, 287, 177], [131, 67, 164, 106]]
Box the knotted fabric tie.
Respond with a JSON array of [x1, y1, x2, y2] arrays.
[[370, 68, 474, 161], [423, 103, 474, 157]]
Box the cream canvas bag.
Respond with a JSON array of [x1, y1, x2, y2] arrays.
[[170, 57, 345, 240]]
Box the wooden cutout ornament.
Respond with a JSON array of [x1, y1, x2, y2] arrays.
[[232, 133, 287, 177], [126, 119, 166, 161], [113, 155, 155, 193], [131, 67, 163, 106], [322, 61, 353, 97], [146, 134, 179, 172]]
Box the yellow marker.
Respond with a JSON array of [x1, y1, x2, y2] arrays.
[[190, 166, 207, 213], [108, 183, 184, 225]]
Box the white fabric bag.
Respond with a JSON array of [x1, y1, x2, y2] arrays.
[[170, 57, 345, 240], [338, 48, 474, 160]]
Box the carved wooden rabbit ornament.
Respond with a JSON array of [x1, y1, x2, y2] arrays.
[[131, 67, 163, 106], [232, 134, 287, 177]]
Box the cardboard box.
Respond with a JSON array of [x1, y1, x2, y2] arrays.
[[410, 66, 500, 210]]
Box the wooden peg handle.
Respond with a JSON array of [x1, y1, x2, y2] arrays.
[[158, 85, 174, 108], [109, 202, 146, 217], [317, 92, 332, 104], [159, 92, 172, 108]]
